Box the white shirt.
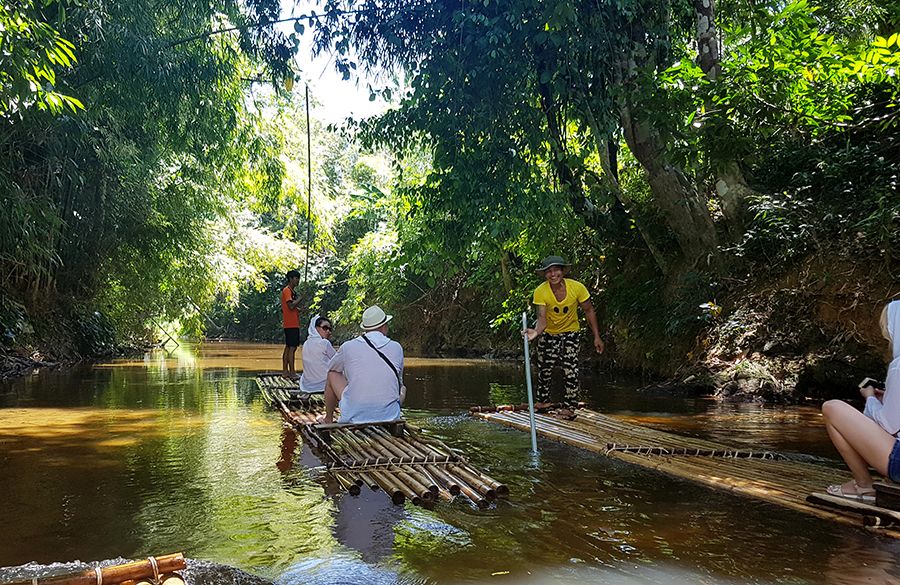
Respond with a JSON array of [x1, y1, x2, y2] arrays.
[[328, 331, 403, 423], [864, 302, 900, 435], [299, 337, 336, 392]]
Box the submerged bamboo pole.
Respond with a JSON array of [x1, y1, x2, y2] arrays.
[[333, 471, 362, 496], [7, 554, 186, 585]]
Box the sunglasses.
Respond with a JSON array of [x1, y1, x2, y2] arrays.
[[319, 325, 333, 331]]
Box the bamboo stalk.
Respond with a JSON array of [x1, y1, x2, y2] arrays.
[[333, 471, 361, 496], [347, 430, 433, 503], [6, 554, 186, 585], [456, 462, 508, 498], [447, 464, 496, 500], [367, 428, 459, 495], [356, 471, 380, 491], [368, 469, 406, 505], [360, 429, 439, 495]]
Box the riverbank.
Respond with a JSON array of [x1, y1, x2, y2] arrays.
[[0, 305, 153, 381]]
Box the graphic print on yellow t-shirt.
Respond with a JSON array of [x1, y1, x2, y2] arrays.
[[532, 278, 590, 334]]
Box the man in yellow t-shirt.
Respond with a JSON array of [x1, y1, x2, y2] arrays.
[[525, 255, 604, 408]]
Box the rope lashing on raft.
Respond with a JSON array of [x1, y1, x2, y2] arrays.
[[605, 443, 788, 460], [327, 453, 459, 470]]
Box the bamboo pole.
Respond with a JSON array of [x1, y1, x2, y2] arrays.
[[456, 462, 508, 498], [6, 554, 186, 585], [333, 471, 362, 496], [356, 471, 380, 491], [344, 430, 433, 503], [369, 428, 462, 496], [360, 429, 439, 495], [446, 463, 496, 501], [369, 469, 407, 505]]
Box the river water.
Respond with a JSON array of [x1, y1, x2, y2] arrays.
[[1, 342, 899, 584]]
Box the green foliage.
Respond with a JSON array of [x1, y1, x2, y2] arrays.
[[0, 1, 84, 118], [1, 0, 301, 348]]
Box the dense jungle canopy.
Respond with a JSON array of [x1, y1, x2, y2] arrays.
[[1, 0, 898, 397]]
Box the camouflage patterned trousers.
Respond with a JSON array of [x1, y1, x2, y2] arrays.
[[535, 330, 581, 403]]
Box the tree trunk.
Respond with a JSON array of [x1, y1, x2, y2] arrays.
[[694, 0, 756, 240], [694, 0, 720, 80], [620, 102, 720, 269], [582, 103, 670, 274]]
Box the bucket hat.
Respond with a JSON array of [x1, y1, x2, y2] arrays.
[[536, 255, 570, 274], [360, 305, 393, 330]]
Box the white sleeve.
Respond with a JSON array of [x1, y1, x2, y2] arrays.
[[323, 340, 336, 360], [869, 362, 900, 435], [864, 396, 883, 421], [327, 346, 345, 373]]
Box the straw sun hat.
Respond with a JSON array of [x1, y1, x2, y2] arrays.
[[360, 305, 393, 330]]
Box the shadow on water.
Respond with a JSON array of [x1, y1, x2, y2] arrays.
[[3, 342, 900, 584]]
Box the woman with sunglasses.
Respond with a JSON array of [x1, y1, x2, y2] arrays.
[[299, 315, 336, 393]]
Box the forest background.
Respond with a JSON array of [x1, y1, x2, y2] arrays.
[[1, 0, 898, 401]]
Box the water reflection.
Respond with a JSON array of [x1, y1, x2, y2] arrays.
[[3, 341, 900, 584]]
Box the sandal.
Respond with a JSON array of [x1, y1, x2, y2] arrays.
[[550, 408, 577, 421], [826, 481, 876, 503]]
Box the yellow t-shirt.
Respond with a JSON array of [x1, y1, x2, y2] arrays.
[[533, 279, 590, 334]]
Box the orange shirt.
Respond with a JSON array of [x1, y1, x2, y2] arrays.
[[281, 286, 300, 329]]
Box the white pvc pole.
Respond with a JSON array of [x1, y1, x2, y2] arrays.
[[522, 312, 539, 454]]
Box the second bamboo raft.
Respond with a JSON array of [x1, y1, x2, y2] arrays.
[[472, 405, 900, 537], [257, 375, 507, 508]]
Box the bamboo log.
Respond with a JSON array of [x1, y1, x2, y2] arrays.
[[360, 429, 439, 495], [367, 428, 459, 495], [6, 554, 186, 585], [456, 462, 508, 498], [356, 471, 380, 491], [368, 469, 406, 504], [333, 471, 362, 496], [447, 464, 496, 501], [346, 430, 433, 503]]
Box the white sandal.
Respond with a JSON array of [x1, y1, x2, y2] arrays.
[[826, 481, 876, 502]]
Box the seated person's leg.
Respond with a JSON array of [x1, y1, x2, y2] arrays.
[[321, 370, 348, 424]]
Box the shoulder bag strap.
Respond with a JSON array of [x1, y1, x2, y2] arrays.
[[361, 334, 403, 393]]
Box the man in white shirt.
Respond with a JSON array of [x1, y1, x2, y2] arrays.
[[319, 305, 405, 424]]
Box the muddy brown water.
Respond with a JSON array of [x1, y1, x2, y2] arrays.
[[1, 341, 899, 584]]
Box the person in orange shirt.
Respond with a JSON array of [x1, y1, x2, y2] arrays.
[[281, 270, 303, 377]]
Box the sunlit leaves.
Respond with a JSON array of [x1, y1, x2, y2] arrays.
[[0, 2, 84, 117]]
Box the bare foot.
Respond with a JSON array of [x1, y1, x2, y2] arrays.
[[316, 414, 333, 424]]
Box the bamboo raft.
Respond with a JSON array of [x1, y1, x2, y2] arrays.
[[3, 553, 186, 585], [257, 375, 507, 508], [472, 405, 900, 537]]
